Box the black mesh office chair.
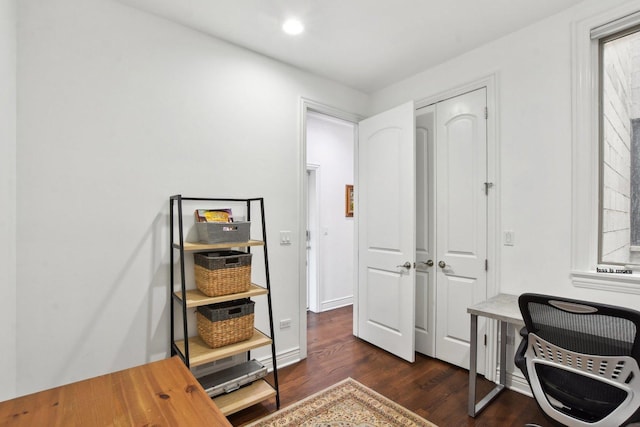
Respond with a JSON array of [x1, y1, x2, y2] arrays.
[[515, 293, 640, 426]]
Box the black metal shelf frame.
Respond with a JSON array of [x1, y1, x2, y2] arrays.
[[169, 195, 280, 409]]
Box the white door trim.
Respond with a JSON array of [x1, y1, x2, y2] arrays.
[[298, 98, 362, 359], [417, 74, 499, 381], [306, 163, 321, 313]]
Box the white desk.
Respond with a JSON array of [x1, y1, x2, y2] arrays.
[[467, 293, 525, 417]]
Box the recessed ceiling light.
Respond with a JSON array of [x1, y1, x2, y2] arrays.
[[282, 18, 304, 35]]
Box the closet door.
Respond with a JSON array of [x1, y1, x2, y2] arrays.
[[434, 88, 488, 370], [415, 105, 436, 357]]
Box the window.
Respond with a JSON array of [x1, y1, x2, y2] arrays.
[[599, 26, 640, 266], [571, 4, 640, 291]]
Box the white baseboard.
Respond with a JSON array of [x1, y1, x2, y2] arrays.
[[320, 296, 353, 312], [257, 346, 301, 372], [504, 368, 533, 398], [232, 344, 535, 405]]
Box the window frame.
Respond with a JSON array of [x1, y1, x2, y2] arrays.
[[598, 24, 640, 266], [571, 3, 640, 292]]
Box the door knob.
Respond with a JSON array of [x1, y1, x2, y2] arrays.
[[438, 260, 446, 268], [396, 262, 412, 269], [415, 260, 434, 269]]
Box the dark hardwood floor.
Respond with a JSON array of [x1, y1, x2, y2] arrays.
[[228, 305, 551, 426]]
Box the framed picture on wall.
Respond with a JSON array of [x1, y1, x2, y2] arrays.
[[345, 185, 354, 217]]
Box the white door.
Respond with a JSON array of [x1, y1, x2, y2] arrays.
[[434, 88, 488, 369], [415, 106, 436, 356], [357, 101, 416, 362]]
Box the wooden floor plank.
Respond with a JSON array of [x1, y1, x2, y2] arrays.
[[228, 305, 552, 426]]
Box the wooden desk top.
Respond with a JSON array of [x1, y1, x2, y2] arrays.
[[0, 356, 231, 427]]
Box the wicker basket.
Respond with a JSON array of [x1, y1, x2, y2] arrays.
[[197, 299, 255, 348], [194, 251, 252, 297]]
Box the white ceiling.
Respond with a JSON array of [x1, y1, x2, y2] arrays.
[[116, 0, 585, 93]]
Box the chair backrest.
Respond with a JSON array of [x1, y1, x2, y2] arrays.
[[519, 293, 640, 361], [518, 293, 640, 426]]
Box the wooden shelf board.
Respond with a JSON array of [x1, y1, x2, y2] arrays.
[[175, 240, 264, 252], [174, 284, 268, 308], [175, 330, 272, 367], [212, 380, 276, 416]]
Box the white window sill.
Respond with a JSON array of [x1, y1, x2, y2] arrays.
[[571, 270, 640, 294]]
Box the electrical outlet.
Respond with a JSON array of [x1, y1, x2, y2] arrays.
[[504, 230, 515, 246], [279, 318, 291, 329], [280, 231, 292, 245]]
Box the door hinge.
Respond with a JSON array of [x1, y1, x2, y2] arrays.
[[484, 107, 488, 119], [485, 259, 488, 271], [484, 334, 487, 346], [484, 182, 493, 195]]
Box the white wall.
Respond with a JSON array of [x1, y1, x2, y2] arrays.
[[306, 112, 355, 311], [11, 0, 640, 402], [369, 0, 640, 393], [13, 0, 368, 397], [370, 0, 640, 307], [0, 0, 17, 402]]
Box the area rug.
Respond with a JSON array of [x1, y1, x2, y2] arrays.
[[245, 377, 437, 426]]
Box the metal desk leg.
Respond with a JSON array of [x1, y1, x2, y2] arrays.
[[499, 320, 507, 386], [468, 313, 478, 416], [468, 317, 507, 417]]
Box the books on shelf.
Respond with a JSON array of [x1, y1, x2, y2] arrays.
[[195, 209, 233, 223]]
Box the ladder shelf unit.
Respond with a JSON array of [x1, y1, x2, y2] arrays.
[[169, 195, 280, 415]]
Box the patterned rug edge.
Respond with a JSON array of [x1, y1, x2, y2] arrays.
[[243, 377, 438, 426]]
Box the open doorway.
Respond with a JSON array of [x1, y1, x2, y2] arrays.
[[298, 100, 360, 360], [305, 111, 356, 313]]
